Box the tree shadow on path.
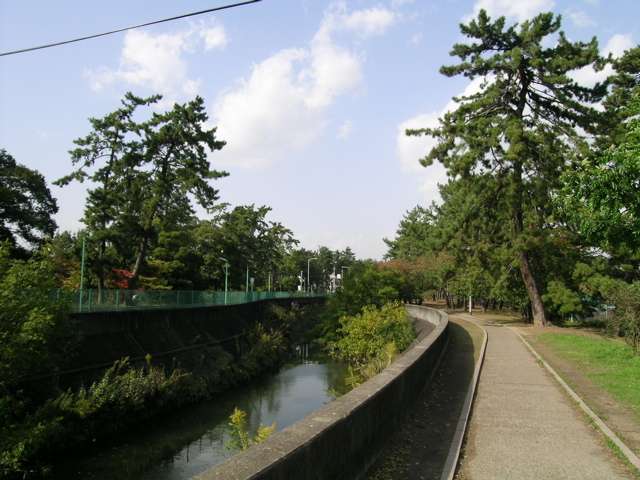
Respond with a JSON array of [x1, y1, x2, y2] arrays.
[[366, 318, 483, 480]]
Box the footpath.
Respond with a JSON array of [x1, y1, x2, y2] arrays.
[[456, 314, 633, 480]]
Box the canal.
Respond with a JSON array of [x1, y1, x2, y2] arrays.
[[55, 356, 350, 479]]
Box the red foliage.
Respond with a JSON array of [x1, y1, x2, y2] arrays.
[[110, 268, 134, 289]]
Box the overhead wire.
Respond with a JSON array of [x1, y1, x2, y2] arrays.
[[0, 0, 262, 57]]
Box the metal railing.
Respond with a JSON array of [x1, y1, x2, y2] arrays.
[[52, 289, 325, 313]]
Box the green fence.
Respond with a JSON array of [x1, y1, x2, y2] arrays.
[[53, 289, 325, 313]]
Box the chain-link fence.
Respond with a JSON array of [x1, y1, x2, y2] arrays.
[[52, 289, 324, 313]]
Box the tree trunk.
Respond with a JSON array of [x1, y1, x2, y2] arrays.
[[130, 236, 147, 289], [519, 251, 547, 326]]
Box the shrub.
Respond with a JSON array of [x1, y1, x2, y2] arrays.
[[604, 281, 640, 352], [330, 303, 415, 386], [0, 244, 74, 403], [226, 407, 275, 451]]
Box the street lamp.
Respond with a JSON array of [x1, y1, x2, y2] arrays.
[[307, 257, 318, 293], [219, 257, 229, 305], [79, 234, 86, 312]]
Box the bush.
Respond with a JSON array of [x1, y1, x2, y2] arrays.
[[226, 407, 275, 451], [604, 281, 640, 352], [0, 322, 289, 479], [329, 303, 415, 385], [0, 244, 74, 402]]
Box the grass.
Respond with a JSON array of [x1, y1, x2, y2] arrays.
[[536, 332, 640, 420], [605, 437, 640, 479]]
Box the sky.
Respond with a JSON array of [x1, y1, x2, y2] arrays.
[[1, 0, 639, 259]]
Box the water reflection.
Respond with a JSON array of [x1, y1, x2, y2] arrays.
[[57, 358, 348, 480]]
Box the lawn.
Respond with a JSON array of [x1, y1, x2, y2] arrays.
[[536, 332, 640, 419]]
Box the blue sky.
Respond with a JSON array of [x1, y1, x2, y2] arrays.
[[1, 0, 638, 258]]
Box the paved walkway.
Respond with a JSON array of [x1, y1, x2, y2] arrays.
[[457, 316, 632, 480]]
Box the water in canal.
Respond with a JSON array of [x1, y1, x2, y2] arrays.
[[57, 356, 350, 479]]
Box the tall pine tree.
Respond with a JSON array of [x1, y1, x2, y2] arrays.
[[410, 11, 602, 325]]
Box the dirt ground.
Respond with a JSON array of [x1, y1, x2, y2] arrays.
[[365, 316, 484, 480]]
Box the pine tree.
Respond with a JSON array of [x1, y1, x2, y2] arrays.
[[410, 11, 602, 325], [58, 93, 227, 287]]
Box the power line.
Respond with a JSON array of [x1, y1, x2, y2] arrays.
[[0, 0, 262, 57]]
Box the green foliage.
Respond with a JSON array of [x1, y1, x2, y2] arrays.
[[0, 320, 288, 478], [0, 358, 206, 479], [326, 262, 411, 318], [226, 407, 275, 451], [604, 282, 640, 352], [0, 149, 58, 256], [0, 243, 73, 400], [542, 280, 583, 317], [330, 303, 415, 383], [195, 205, 298, 290], [408, 10, 603, 325], [560, 91, 640, 251], [56, 93, 228, 288], [384, 206, 437, 260]]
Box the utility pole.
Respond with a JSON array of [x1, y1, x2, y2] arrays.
[[79, 234, 86, 312], [219, 257, 229, 305], [307, 257, 317, 293]]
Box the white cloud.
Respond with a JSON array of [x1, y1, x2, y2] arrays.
[[391, 0, 415, 7], [306, 35, 362, 109], [467, 0, 555, 22], [396, 77, 489, 202], [200, 24, 228, 50], [570, 33, 634, 87], [314, 3, 396, 42], [341, 7, 396, 36], [85, 23, 227, 104], [603, 33, 635, 57], [213, 4, 395, 168], [396, 111, 447, 203], [212, 49, 323, 168], [397, 112, 440, 173], [410, 32, 423, 45], [337, 120, 353, 139], [566, 8, 596, 28]]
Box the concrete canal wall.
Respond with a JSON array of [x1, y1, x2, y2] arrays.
[[195, 305, 449, 480]]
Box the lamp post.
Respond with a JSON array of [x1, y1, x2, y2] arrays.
[[219, 257, 229, 305], [307, 257, 318, 293], [79, 234, 86, 312]]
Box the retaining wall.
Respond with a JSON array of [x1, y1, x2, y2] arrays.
[[43, 297, 324, 388], [195, 305, 449, 480]]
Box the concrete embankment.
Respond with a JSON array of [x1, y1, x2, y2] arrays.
[[34, 297, 324, 388], [195, 305, 449, 480]]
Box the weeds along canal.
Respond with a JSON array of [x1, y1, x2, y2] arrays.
[[54, 353, 350, 480]]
